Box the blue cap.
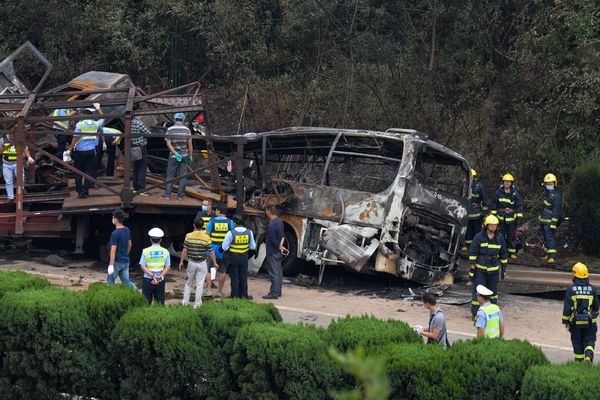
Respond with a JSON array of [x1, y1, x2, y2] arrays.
[[174, 112, 186, 120]]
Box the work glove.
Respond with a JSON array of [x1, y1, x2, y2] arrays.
[[175, 153, 182, 162], [501, 265, 506, 280], [93, 102, 101, 110], [64, 150, 71, 156], [27, 157, 34, 165], [189, 156, 193, 162], [107, 265, 114, 275], [102, 142, 107, 151]]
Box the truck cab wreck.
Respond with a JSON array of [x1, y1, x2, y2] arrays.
[[235, 127, 470, 285]]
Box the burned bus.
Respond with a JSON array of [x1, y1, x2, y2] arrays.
[[230, 127, 471, 285]]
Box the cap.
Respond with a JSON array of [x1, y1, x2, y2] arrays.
[[476, 285, 493, 296], [174, 112, 186, 120], [148, 227, 164, 238]]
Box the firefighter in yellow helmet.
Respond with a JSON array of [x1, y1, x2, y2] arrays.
[[463, 168, 488, 251], [491, 174, 524, 259], [538, 173, 562, 263], [468, 214, 508, 318], [562, 263, 599, 363]]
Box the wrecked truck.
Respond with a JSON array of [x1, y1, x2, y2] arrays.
[[224, 127, 471, 286]]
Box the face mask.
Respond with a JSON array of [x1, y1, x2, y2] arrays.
[[546, 185, 554, 191], [112, 218, 116, 226], [423, 304, 428, 311], [201, 205, 208, 211]]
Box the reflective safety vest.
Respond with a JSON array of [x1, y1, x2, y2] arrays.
[[143, 246, 168, 274], [103, 127, 122, 145], [491, 187, 523, 223], [2, 141, 17, 162], [76, 119, 102, 147], [210, 217, 232, 244], [52, 108, 71, 131], [479, 303, 501, 338], [229, 228, 250, 254]]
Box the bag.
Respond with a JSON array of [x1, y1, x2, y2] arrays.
[[131, 146, 142, 161], [574, 312, 591, 329]]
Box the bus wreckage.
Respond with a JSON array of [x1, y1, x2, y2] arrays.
[[221, 127, 471, 286]]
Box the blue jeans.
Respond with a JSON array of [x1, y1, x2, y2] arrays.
[[107, 261, 138, 290], [164, 156, 188, 198], [2, 162, 18, 199]]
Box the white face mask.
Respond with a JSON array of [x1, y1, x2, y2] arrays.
[[423, 304, 428, 311], [112, 218, 116, 226], [546, 185, 554, 191]]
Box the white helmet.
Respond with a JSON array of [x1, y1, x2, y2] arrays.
[[148, 227, 164, 238]]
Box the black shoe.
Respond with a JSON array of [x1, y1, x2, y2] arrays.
[[83, 193, 89, 199], [77, 193, 85, 199], [211, 282, 217, 289], [262, 294, 278, 299], [160, 194, 170, 199], [246, 295, 253, 300]]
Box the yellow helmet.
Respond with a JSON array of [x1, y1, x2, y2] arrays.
[[573, 262, 589, 278], [544, 173, 557, 186], [484, 215, 499, 226], [502, 174, 514, 182], [471, 168, 477, 177]]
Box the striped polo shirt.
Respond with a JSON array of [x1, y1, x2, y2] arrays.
[[184, 230, 212, 261]]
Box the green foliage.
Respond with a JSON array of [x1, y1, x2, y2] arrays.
[[111, 305, 215, 400], [0, 270, 50, 299], [232, 322, 344, 400], [328, 315, 421, 352], [567, 161, 600, 255], [82, 283, 148, 399], [0, 287, 100, 400], [521, 362, 600, 400], [196, 298, 282, 400], [329, 346, 391, 400]]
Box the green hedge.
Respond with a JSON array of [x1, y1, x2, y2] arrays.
[[521, 363, 600, 400], [567, 161, 600, 255], [328, 315, 421, 352], [382, 338, 548, 400], [197, 299, 283, 400], [0, 287, 100, 400], [83, 283, 148, 399], [0, 270, 50, 299], [232, 322, 344, 400], [111, 305, 216, 400]]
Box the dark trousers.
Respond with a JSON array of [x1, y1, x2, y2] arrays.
[[570, 324, 597, 361], [55, 130, 69, 161], [471, 268, 500, 315], [266, 253, 283, 297], [229, 253, 249, 298], [499, 221, 517, 254], [73, 149, 96, 195], [94, 141, 116, 176], [132, 146, 147, 191], [142, 277, 165, 305], [541, 223, 557, 256], [466, 218, 482, 245]]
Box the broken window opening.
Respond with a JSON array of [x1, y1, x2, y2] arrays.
[[414, 146, 468, 198]]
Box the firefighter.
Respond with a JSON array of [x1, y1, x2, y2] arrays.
[[491, 174, 523, 259], [538, 173, 562, 263], [468, 214, 508, 318], [562, 262, 599, 363], [463, 168, 488, 251]]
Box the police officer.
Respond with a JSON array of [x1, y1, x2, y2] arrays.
[[50, 107, 76, 161], [538, 173, 562, 263], [469, 215, 508, 317], [1, 132, 34, 200], [491, 174, 524, 259], [66, 105, 104, 198], [562, 262, 599, 363], [475, 285, 505, 339], [205, 203, 234, 296], [96, 126, 120, 177], [139, 227, 171, 305], [222, 214, 256, 298], [463, 168, 488, 251]]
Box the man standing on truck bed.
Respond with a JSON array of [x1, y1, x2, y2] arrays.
[[50, 107, 76, 162], [0, 131, 34, 201], [161, 113, 193, 200], [131, 115, 152, 196], [263, 205, 287, 300]]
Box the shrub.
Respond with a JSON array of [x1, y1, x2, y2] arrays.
[[0, 270, 50, 299], [328, 315, 421, 352], [451, 339, 549, 400], [232, 322, 344, 400], [521, 362, 600, 400], [0, 287, 100, 400], [383, 342, 467, 400], [82, 283, 148, 399], [196, 299, 283, 400], [111, 305, 215, 400], [567, 161, 600, 255]]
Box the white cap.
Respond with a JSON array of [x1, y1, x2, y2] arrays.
[[476, 285, 493, 296], [148, 227, 164, 238]]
